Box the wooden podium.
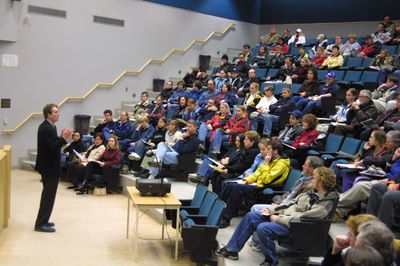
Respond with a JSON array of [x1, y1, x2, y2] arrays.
[[0, 145, 12, 236]]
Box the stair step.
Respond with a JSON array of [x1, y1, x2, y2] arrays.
[[21, 160, 35, 171]]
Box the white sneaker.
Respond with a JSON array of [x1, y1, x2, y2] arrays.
[[128, 152, 141, 161]]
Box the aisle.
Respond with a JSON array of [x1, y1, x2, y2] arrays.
[[0, 170, 192, 266]]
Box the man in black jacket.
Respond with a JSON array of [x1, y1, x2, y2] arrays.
[[35, 104, 73, 233]]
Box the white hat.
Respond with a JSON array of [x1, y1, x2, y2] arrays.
[[296, 28, 302, 33]]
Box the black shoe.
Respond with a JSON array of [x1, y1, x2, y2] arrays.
[[45, 222, 55, 227], [76, 187, 89, 195], [67, 185, 77, 190], [215, 247, 238, 260], [138, 171, 150, 179], [219, 218, 230, 228], [189, 175, 206, 184], [34, 225, 56, 233]]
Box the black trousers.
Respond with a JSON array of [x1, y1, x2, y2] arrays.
[[35, 173, 59, 227]]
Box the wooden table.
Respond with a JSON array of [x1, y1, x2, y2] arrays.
[[126, 186, 181, 261]]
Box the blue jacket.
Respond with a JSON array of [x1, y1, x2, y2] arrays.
[[186, 88, 204, 102], [198, 90, 218, 107], [387, 158, 400, 183], [112, 120, 134, 140], [320, 83, 339, 96], [131, 124, 155, 143], [269, 96, 296, 115], [214, 77, 231, 93], [173, 133, 199, 154], [182, 109, 198, 121], [169, 88, 188, 104]]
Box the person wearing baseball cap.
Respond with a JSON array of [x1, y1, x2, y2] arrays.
[[288, 28, 306, 47], [297, 72, 339, 115], [278, 110, 304, 145]]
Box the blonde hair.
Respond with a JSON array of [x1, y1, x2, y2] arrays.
[[107, 136, 119, 150], [312, 167, 336, 191]]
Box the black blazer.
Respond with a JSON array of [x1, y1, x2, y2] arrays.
[[35, 120, 67, 176]]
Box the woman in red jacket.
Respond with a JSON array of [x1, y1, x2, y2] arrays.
[[77, 136, 121, 195], [209, 106, 250, 158], [292, 114, 319, 148]]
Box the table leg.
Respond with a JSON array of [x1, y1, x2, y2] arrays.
[[126, 196, 130, 239], [134, 207, 139, 257], [162, 210, 165, 239], [175, 207, 180, 261]]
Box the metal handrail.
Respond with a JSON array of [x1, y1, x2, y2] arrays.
[[2, 23, 235, 134]]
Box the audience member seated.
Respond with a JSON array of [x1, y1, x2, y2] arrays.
[[377, 53, 400, 85], [198, 103, 232, 150], [293, 46, 309, 67], [241, 43, 254, 63], [231, 68, 243, 92], [288, 28, 306, 47], [269, 37, 289, 55], [361, 93, 400, 140], [197, 68, 210, 87], [130, 91, 152, 124], [214, 69, 231, 93], [265, 57, 294, 82], [160, 80, 174, 104], [311, 46, 328, 68], [186, 80, 204, 102], [341, 34, 361, 57], [251, 46, 269, 68], [294, 67, 321, 104], [67, 133, 106, 190], [320, 45, 344, 69], [197, 99, 218, 124], [276, 110, 303, 145], [210, 132, 260, 194], [217, 166, 336, 265], [326, 35, 344, 55], [267, 45, 285, 68], [77, 136, 121, 195], [214, 54, 232, 76], [124, 116, 155, 163], [323, 214, 379, 266], [382, 16, 395, 33], [371, 23, 392, 45], [296, 72, 339, 115], [166, 80, 187, 118], [357, 35, 379, 58], [171, 96, 187, 120], [128, 117, 167, 174], [391, 24, 400, 45], [370, 49, 393, 71], [373, 76, 399, 111], [208, 106, 250, 158], [334, 131, 400, 219], [181, 98, 198, 124], [327, 88, 359, 134], [333, 90, 378, 138], [147, 95, 166, 126], [252, 87, 295, 138], [281, 28, 291, 45], [183, 67, 199, 88], [165, 119, 183, 147], [92, 109, 114, 135], [291, 58, 310, 84], [61, 131, 86, 173], [244, 82, 262, 115], [197, 80, 218, 108], [148, 120, 198, 178], [249, 86, 278, 121], [260, 26, 281, 47], [218, 139, 290, 228], [235, 52, 252, 79], [341, 129, 390, 191], [214, 83, 237, 108], [237, 69, 259, 98], [102, 111, 133, 146], [310, 33, 328, 56]]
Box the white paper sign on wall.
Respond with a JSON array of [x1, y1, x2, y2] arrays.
[[2, 54, 19, 67]]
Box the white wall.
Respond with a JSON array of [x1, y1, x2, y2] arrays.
[[0, 0, 259, 166], [260, 20, 400, 40], [0, 0, 22, 41]]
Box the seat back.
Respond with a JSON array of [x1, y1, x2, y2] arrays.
[[198, 191, 217, 216], [290, 83, 302, 94], [320, 97, 337, 116], [317, 70, 329, 82], [255, 68, 267, 79], [282, 168, 303, 192], [342, 70, 362, 82], [266, 68, 279, 78], [339, 137, 362, 155], [206, 199, 226, 226], [360, 57, 373, 68], [324, 134, 344, 152], [275, 83, 289, 96], [381, 45, 397, 55], [261, 82, 275, 94], [289, 46, 299, 56], [191, 184, 208, 208], [344, 57, 363, 68], [330, 70, 345, 81], [360, 71, 379, 83]]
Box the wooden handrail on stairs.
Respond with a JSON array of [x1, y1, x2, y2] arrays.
[[2, 23, 235, 135]]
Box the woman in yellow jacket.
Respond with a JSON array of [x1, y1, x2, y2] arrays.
[[219, 139, 290, 228], [320, 45, 344, 70]]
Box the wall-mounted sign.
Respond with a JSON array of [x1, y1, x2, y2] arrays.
[[2, 54, 19, 67]]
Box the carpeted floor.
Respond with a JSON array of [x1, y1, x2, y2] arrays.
[[0, 170, 194, 266]]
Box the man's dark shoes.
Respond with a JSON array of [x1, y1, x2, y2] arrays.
[[219, 218, 231, 228], [215, 247, 238, 260], [189, 175, 206, 184], [34, 225, 56, 233], [45, 222, 55, 227], [67, 185, 76, 189]]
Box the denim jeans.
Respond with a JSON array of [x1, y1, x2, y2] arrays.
[[197, 155, 213, 179], [166, 104, 179, 120], [250, 114, 279, 136], [127, 140, 148, 158], [209, 129, 229, 155], [149, 142, 179, 176], [303, 100, 322, 114], [225, 211, 289, 264], [198, 123, 212, 143]]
